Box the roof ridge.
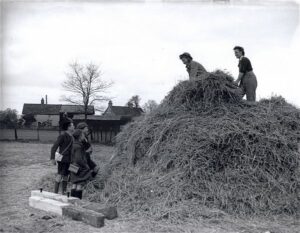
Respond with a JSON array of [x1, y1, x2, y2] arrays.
[[23, 103, 62, 106]]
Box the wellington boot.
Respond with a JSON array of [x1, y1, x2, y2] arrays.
[[61, 181, 68, 195], [54, 182, 60, 194], [70, 189, 76, 197], [76, 190, 83, 200]]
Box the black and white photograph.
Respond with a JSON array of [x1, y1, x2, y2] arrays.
[[0, 0, 300, 232]]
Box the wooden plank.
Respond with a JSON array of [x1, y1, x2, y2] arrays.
[[76, 200, 118, 220], [62, 205, 105, 228]]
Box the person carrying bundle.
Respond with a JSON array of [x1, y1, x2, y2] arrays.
[[179, 52, 207, 81], [233, 46, 258, 102]]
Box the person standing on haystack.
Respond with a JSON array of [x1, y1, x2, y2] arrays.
[[50, 118, 74, 194], [233, 46, 258, 101], [179, 52, 207, 81], [76, 122, 99, 177]]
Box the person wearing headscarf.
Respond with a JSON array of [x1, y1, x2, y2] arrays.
[[233, 46, 258, 102], [179, 52, 207, 81], [76, 122, 99, 177], [69, 129, 93, 199]]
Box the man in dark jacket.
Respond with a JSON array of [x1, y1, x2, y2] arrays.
[[50, 118, 74, 194]]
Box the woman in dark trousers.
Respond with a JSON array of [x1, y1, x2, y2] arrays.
[[70, 129, 93, 199], [50, 119, 74, 194], [234, 46, 258, 101], [76, 122, 99, 177]]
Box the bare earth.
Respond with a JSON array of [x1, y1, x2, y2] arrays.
[[0, 141, 299, 233]]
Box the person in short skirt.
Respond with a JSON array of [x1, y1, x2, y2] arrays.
[[233, 46, 258, 101], [50, 118, 74, 194], [70, 129, 93, 199]]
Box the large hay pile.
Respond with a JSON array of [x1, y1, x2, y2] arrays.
[[87, 70, 300, 219]]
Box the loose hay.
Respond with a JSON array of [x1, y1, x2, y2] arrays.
[[86, 70, 300, 219]]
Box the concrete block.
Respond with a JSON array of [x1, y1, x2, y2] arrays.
[[31, 190, 79, 204], [29, 196, 70, 216], [77, 201, 118, 220], [62, 205, 105, 228]]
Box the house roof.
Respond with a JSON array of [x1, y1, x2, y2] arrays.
[[60, 105, 94, 115], [73, 115, 121, 121], [22, 104, 62, 115], [22, 104, 94, 115], [104, 106, 143, 117]]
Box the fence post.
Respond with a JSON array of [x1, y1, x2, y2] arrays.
[[14, 127, 18, 141], [37, 126, 40, 141]]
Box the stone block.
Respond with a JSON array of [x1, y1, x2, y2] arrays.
[[31, 190, 79, 204], [29, 196, 70, 216]]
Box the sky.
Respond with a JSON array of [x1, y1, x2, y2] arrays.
[[1, 0, 300, 114]]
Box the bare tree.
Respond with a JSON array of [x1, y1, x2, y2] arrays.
[[127, 95, 141, 108], [61, 62, 112, 120], [142, 100, 158, 113]]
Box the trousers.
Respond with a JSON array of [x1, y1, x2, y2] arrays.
[[240, 71, 257, 101]]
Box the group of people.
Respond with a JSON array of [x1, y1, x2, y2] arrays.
[[179, 46, 258, 102], [50, 119, 99, 199], [49, 46, 256, 198]]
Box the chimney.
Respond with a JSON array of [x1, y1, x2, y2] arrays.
[[45, 95, 48, 104], [41, 98, 45, 105], [108, 100, 113, 107]]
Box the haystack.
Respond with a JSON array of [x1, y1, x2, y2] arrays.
[[86, 70, 300, 219]]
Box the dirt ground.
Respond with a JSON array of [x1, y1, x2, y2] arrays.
[[0, 141, 299, 233]]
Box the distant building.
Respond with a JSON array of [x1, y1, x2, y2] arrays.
[[22, 99, 94, 127], [73, 101, 144, 143], [103, 100, 144, 119]]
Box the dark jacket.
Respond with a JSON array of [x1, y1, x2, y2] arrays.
[[70, 141, 92, 184], [82, 139, 97, 169], [50, 132, 73, 163]]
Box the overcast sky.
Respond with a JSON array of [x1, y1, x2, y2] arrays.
[[1, 0, 300, 114]]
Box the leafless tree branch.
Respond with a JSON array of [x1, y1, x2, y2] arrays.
[[60, 62, 113, 120]]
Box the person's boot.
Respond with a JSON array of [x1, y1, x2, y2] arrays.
[[61, 181, 68, 195], [54, 182, 60, 194], [70, 189, 76, 197], [76, 190, 83, 199]]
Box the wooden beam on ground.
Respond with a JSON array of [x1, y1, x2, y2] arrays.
[[62, 205, 105, 228], [77, 201, 118, 220]]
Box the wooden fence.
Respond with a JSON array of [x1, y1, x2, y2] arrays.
[[0, 128, 118, 144]]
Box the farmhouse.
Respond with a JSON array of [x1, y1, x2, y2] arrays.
[[22, 99, 94, 127], [21, 99, 143, 143], [103, 100, 143, 119]]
